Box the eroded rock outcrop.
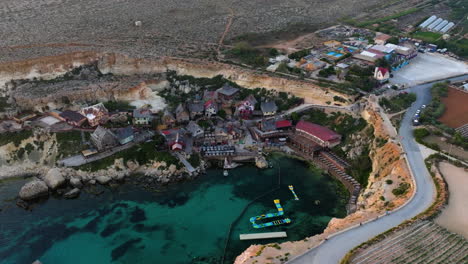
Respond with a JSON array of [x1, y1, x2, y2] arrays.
[[43, 168, 66, 190], [19, 179, 49, 200]]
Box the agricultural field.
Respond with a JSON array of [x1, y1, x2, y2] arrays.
[[411, 31, 442, 43], [438, 87, 468, 128], [350, 221, 468, 264]]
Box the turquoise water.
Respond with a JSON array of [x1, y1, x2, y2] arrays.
[[326, 51, 345, 58], [0, 155, 348, 264]]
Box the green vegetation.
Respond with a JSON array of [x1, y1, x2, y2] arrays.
[[227, 42, 268, 67], [392, 182, 410, 196], [379, 93, 416, 113], [103, 101, 136, 112], [386, 36, 399, 44], [386, 179, 393, 184], [411, 31, 442, 43], [228, 22, 319, 47], [77, 141, 180, 172], [276, 62, 302, 75], [318, 66, 336, 78], [435, 38, 468, 58], [0, 97, 11, 112], [344, 65, 379, 92], [333, 96, 347, 103], [355, 8, 421, 27], [288, 49, 311, 60], [197, 120, 211, 129], [420, 82, 453, 133], [413, 128, 441, 151], [217, 109, 227, 119], [187, 153, 201, 167], [300, 109, 367, 138], [55, 131, 88, 158], [0, 130, 33, 147], [269, 48, 279, 57]]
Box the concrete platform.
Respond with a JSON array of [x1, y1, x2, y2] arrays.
[[239, 232, 287, 240]]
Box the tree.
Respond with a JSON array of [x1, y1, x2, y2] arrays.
[[217, 109, 227, 119], [276, 62, 289, 73], [269, 48, 279, 57], [375, 58, 390, 68], [387, 37, 399, 44], [291, 112, 300, 123]]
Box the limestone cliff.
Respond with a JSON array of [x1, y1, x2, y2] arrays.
[[0, 52, 352, 106]]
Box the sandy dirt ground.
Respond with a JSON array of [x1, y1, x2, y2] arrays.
[[435, 162, 468, 239], [391, 53, 468, 86], [438, 87, 468, 128]]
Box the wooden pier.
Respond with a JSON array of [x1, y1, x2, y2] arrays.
[[239, 232, 287, 240]]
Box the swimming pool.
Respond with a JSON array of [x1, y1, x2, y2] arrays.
[[326, 51, 344, 58]]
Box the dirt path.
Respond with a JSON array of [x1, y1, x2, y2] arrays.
[[217, 8, 234, 57], [435, 162, 468, 239]]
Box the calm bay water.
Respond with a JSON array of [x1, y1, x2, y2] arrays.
[[0, 155, 347, 264]]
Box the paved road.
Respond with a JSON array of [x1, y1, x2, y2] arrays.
[[289, 74, 468, 264]]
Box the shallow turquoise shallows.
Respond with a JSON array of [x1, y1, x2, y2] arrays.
[[0, 155, 348, 264]]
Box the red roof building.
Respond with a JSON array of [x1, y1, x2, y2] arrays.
[[275, 120, 292, 130], [295, 120, 341, 148]]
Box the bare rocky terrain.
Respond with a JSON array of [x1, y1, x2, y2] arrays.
[[0, 0, 386, 62]]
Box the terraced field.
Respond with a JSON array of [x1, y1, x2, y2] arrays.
[[350, 221, 468, 264]]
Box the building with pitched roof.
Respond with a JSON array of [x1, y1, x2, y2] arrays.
[[374, 33, 392, 45], [217, 84, 239, 100], [204, 100, 218, 117], [80, 103, 109, 127], [175, 103, 190, 123], [59, 110, 87, 127], [187, 121, 204, 138], [294, 120, 341, 148], [188, 102, 204, 119], [374, 67, 390, 82], [261, 101, 278, 116], [115, 126, 134, 145], [91, 126, 118, 151], [133, 108, 153, 126], [237, 95, 258, 119]]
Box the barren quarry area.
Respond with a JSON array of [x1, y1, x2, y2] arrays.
[[0, 0, 385, 61]]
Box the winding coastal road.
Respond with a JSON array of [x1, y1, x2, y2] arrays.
[[288, 75, 468, 264]]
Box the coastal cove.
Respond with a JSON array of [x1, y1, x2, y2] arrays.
[[0, 155, 348, 264]]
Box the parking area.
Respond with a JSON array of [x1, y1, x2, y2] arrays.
[[391, 53, 468, 86]]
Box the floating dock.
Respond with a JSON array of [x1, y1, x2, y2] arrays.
[[240, 232, 287, 240], [250, 199, 291, 228], [288, 185, 299, 200]]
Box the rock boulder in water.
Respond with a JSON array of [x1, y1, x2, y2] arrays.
[[255, 156, 268, 169], [19, 180, 49, 200], [96, 176, 111, 185], [44, 168, 65, 189], [64, 188, 81, 199], [70, 177, 83, 188]]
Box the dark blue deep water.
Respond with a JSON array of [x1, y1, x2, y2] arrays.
[[0, 155, 347, 264]]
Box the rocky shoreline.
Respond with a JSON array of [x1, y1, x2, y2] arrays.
[[11, 157, 211, 208]]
